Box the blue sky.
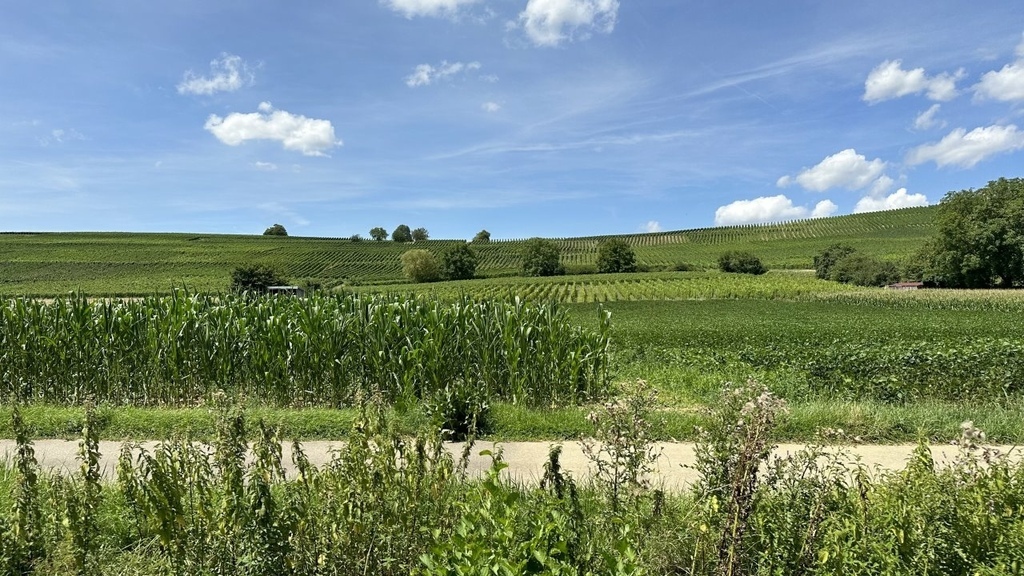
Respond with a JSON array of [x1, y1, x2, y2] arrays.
[[2, 1, 1023, 239]]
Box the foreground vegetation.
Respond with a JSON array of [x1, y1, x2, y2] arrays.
[[3, 383, 1023, 575]]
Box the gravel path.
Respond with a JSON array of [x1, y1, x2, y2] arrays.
[[3, 440, 1018, 490]]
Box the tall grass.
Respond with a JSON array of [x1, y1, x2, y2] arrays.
[[0, 292, 611, 407]]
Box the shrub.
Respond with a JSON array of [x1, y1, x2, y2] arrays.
[[401, 249, 440, 283], [829, 253, 900, 287], [596, 238, 637, 274], [520, 238, 565, 277], [441, 243, 478, 281], [718, 251, 767, 275], [230, 264, 286, 293], [665, 262, 694, 272]]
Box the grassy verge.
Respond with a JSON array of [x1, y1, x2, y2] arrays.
[[2, 399, 1022, 444]]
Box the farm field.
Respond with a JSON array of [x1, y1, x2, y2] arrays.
[[0, 205, 935, 295], [3, 206, 1024, 573]]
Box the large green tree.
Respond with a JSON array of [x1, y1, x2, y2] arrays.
[[263, 223, 288, 236], [411, 227, 429, 242], [596, 238, 637, 273], [520, 238, 564, 277], [369, 227, 388, 241], [441, 243, 478, 280], [392, 224, 413, 243], [920, 178, 1024, 288]]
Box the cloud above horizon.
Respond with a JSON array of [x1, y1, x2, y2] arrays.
[[854, 187, 929, 213], [204, 102, 341, 156], [380, 0, 480, 19], [405, 60, 482, 87], [515, 0, 619, 47], [862, 60, 965, 103], [177, 53, 255, 96], [973, 34, 1024, 102], [714, 195, 837, 226], [777, 149, 887, 192], [906, 124, 1024, 168]]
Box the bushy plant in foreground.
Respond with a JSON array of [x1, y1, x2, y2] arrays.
[[5, 388, 1024, 574]]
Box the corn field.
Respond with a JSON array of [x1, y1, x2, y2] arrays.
[[0, 292, 611, 407]]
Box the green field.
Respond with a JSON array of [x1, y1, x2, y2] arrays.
[[0, 206, 935, 295]]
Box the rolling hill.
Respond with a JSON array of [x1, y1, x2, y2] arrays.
[[0, 206, 937, 296]]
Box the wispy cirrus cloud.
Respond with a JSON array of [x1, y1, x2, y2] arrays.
[[380, 0, 480, 19], [405, 60, 481, 87], [177, 53, 255, 96]]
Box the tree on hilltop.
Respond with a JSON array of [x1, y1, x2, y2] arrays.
[[369, 227, 388, 241], [263, 223, 288, 236], [472, 230, 491, 243], [412, 227, 429, 242], [392, 224, 413, 243]]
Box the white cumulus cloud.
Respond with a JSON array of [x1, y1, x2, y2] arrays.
[[714, 195, 837, 226], [380, 0, 479, 18], [177, 53, 254, 96], [641, 220, 662, 233], [906, 124, 1024, 168], [405, 61, 481, 87], [854, 188, 929, 213], [778, 149, 887, 192], [913, 104, 946, 130], [863, 60, 965, 103], [973, 35, 1024, 102], [516, 0, 619, 47], [204, 102, 342, 157]]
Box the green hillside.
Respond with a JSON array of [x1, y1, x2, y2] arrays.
[[0, 206, 936, 296]]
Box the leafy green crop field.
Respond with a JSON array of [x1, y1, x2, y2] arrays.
[[0, 206, 935, 296]]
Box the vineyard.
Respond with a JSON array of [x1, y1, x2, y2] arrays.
[[0, 206, 935, 296]]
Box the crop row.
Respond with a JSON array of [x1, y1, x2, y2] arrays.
[[0, 292, 611, 407]]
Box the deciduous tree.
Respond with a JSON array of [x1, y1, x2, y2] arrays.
[[520, 238, 564, 277], [596, 238, 637, 273]]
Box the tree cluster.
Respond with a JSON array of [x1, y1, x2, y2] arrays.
[[401, 243, 479, 283], [813, 244, 898, 287], [914, 177, 1024, 288], [717, 251, 767, 275], [230, 264, 287, 293]]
